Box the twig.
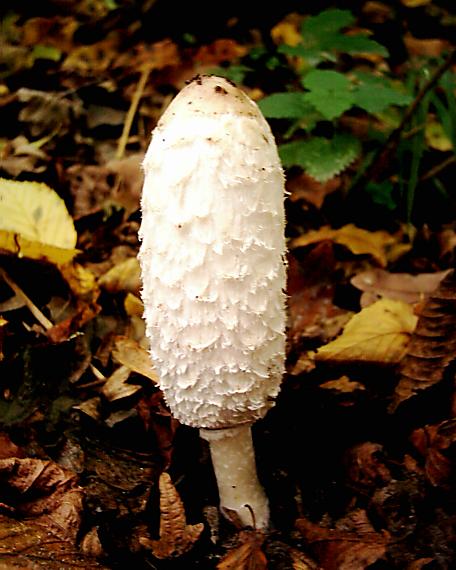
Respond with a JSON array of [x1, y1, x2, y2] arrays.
[[420, 154, 456, 181], [116, 65, 152, 160], [0, 268, 53, 330], [357, 49, 456, 186]]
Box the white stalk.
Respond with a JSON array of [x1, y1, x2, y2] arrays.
[[200, 425, 269, 529]]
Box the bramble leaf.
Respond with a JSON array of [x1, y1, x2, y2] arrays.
[[302, 70, 355, 119], [280, 134, 361, 182], [258, 92, 316, 119]]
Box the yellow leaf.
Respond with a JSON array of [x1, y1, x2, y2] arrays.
[[315, 298, 418, 364], [140, 472, 203, 559], [401, 0, 430, 6], [425, 121, 453, 152], [271, 20, 302, 47], [290, 224, 395, 267], [98, 257, 141, 294], [124, 292, 143, 317], [0, 179, 78, 264]]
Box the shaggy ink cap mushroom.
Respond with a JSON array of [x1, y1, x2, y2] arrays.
[[139, 75, 287, 528]]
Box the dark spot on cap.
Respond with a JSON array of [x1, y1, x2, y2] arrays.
[[225, 77, 237, 87], [214, 85, 228, 95]]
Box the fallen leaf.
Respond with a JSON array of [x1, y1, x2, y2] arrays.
[[351, 268, 450, 307], [0, 432, 24, 459], [391, 269, 456, 409], [410, 419, 456, 487], [290, 547, 322, 569], [99, 256, 141, 294], [287, 172, 341, 209], [291, 224, 396, 267], [101, 365, 141, 401], [0, 178, 79, 264], [113, 336, 158, 382], [114, 39, 180, 72], [124, 292, 144, 317], [297, 509, 389, 570], [66, 163, 112, 218], [140, 472, 203, 559], [195, 39, 247, 65], [320, 375, 366, 393], [406, 558, 436, 569], [404, 34, 449, 57], [425, 120, 453, 152], [17, 87, 82, 137], [316, 298, 417, 364], [344, 442, 391, 490], [271, 17, 303, 46], [217, 530, 267, 570], [0, 458, 106, 568]]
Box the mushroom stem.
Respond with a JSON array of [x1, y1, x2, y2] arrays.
[[200, 424, 269, 529]]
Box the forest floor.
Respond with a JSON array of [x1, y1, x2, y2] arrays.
[[0, 1, 455, 568]]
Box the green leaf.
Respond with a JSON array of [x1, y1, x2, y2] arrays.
[[330, 35, 388, 56], [353, 84, 412, 113], [258, 92, 316, 119], [279, 133, 361, 182], [32, 45, 62, 62], [301, 9, 354, 39], [365, 181, 397, 210], [302, 70, 355, 120]]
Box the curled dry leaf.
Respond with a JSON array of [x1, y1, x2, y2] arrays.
[[344, 442, 392, 490], [316, 298, 418, 364], [139, 472, 203, 559], [217, 530, 267, 570], [410, 419, 456, 487], [0, 178, 78, 264], [391, 269, 456, 410], [296, 508, 390, 570], [351, 268, 450, 307], [291, 224, 397, 267]]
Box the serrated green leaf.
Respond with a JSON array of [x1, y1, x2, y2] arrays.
[[330, 35, 388, 56], [279, 134, 361, 182], [302, 70, 355, 120], [259, 92, 316, 119], [302, 69, 351, 91], [301, 9, 354, 39], [353, 83, 412, 113]]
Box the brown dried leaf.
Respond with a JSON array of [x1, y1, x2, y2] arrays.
[[410, 419, 456, 487], [101, 365, 140, 401], [320, 375, 366, 393], [140, 472, 203, 559], [217, 530, 267, 570], [113, 336, 158, 383], [345, 442, 391, 490], [287, 172, 341, 208], [291, 224, 397, 267], [297, 509, 389, 570], [351, 268, 450, 307], [391, 270, 456, 410], [0, 458, 106, 568], [290, 547, 322, 569], [195, 39, 248, 65]]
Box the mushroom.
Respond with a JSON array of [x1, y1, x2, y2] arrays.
[[139, 75, 286, 529]]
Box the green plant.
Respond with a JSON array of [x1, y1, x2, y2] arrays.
[[258, 9, 413, 183]]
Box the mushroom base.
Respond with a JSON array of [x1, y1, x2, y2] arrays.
[[200, 424, 269, 529]]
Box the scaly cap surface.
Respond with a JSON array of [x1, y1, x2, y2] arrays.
[[139, 75, 286, 429]]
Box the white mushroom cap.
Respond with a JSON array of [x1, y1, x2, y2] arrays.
[[139, 75, 286, 429]]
